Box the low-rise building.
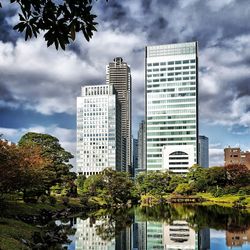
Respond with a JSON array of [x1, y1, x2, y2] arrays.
[[224, 147, 250, 170]]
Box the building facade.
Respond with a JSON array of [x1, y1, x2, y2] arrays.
[[198, 135, 209, 168], [162, 145, 195, 174], [76, 85, 121, 176], [132, 138, 138, 174], [138, 120, 146, 170], [145, 42, 199, 173], [224, 147, 250, 169], [106, 57, 132, 172]]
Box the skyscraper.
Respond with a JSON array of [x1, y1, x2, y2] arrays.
[[138, 120, 146, 170], [76, 85, 121, 176], [132, 137, 138, 175], [106, 57, 132, 172], [198, 135, 209, 168], [145, 42, 199, 174]]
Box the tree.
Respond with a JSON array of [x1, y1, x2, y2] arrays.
[[206, 166, 227, 188], [18, 144, 52, 201], [187, 165, 208, 192], [0, 0, 107, 50], [0, 140, 21, 195], [174, 183, 193, 195], [81, 168, 134, 206], [225, 164, 250, 186], [135, 171, 171, 196], [76, 174, 86, 194], [18, 132, 74, 194], [0, 140, 51, 200]]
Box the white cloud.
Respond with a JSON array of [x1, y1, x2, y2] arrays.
[[0, 26, 147, 121], [0, 125, 76, 160], [206, 0, 236, 11], [209, 148, 224, 166]]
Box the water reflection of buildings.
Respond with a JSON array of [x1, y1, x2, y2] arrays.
[[74, 217, 132, 250], [226, 228, 250, 248], [73, 217, 210, 250], [138, 220, 210, 250], [75, 218, 116, 250], [164, 220, 197, 249]]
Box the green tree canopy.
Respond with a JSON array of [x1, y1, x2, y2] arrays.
[[81, 168, 134, 206], [18, 132, 74, 192], [0, 0, 107, 49]]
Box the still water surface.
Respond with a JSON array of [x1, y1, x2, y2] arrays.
[[60, 204, 250, 250]]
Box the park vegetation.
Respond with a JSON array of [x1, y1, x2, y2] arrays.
[[1, 132, 250, 248], [1, 132, 250, 208], [0, 132, 76, 203]]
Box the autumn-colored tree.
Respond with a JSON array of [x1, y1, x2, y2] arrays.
[[0, 140, 51, 200], [18, 144, 52, 200], [0, 140, 20, 195], [225, 164, 250, 186], [18, 132, 74, 194]]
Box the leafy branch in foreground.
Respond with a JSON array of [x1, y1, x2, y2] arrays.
[[0, 0, 107, 50]]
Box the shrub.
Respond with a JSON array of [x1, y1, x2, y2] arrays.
[[40, 195, 47, 203], [212, 187, 225, 197], [174, 183, 193, 195], [62, 196, 69, 206], [238, 186, 250, 195], [49, 196, 57, 206]]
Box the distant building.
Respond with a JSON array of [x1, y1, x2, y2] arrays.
[[138, 120, 146, 170], [132, 138, 138, 174], [224, 147, 250, 170], [106, 57, 132, 172], [145, 42, 199, 173], [198, 135, 209, 168], [76, 85, 121, 176]]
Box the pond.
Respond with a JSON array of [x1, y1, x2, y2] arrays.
[[60, 204, 250, 250]]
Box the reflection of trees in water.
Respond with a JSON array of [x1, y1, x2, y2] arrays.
[[86, 208, 134, 241], [137, 204, 250, 232]]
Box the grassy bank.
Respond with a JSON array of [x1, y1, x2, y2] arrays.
[[0, 218, 37, 250], [198, 193, 250, 208], [0, 196, 83, 250], [140, 192, 250, 211]]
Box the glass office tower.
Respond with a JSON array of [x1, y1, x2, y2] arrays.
[[145, 42, 199, 173]]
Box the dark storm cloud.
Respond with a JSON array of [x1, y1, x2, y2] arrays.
[[0, 81, 14, 101], [234, 79, 250, 98], [0, 5, 19, 43]]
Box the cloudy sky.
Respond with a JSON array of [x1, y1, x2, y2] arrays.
[[1, 0, 250, 167]]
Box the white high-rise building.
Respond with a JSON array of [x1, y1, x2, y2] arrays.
[[145, 42, 199, 174], [76, 85, 121, 176]]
